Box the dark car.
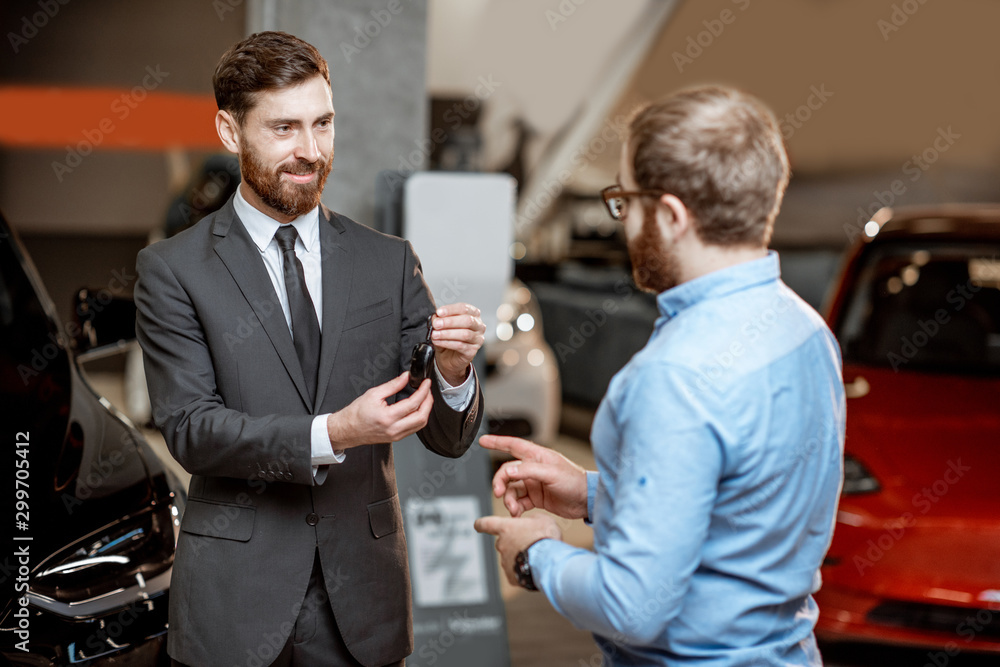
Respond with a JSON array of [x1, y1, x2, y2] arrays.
[[816, 204, 1000, 652], [1, 211, 185, 665]]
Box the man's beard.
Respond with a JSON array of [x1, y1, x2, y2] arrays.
[[240, 142, 333, 218], [627, 205, 680, 294]]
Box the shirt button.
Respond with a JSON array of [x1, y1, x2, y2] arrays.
[[306, 513, 319, 526]]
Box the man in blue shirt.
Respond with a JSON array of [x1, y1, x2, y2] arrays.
[[475, 86, 845, 666]]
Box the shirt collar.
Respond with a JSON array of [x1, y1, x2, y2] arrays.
[[656, 251, 781, 321], [233, 186, 320, 254]]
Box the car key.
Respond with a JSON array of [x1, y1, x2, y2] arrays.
[[408, 314, 435, 391]]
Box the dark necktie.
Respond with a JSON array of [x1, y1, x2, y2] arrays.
[[274, 225, 321, 404]]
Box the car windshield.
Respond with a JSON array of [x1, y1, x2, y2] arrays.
[[836, 241, 1000, 375], [1, 220, 72, 446]]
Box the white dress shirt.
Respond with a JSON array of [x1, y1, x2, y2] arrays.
[[233, 188, 474, 470]]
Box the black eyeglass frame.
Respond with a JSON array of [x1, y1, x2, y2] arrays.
[[600, 185, 668, 221]]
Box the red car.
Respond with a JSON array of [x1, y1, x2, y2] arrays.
[[815, 204, 1000, 652]]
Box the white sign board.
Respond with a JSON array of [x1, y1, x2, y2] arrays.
[[404, 172, 515, 340]]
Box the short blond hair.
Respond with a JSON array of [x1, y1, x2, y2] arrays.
[[629, 86, 789, 247]]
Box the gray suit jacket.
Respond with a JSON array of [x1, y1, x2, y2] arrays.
[[135, 198, 482, 666]]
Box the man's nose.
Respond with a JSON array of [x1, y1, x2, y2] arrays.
[[295, 129, 321, 162]]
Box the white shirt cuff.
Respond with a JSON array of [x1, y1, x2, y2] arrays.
[[433, 362, 475, 412], [311, 414, 346, 470]]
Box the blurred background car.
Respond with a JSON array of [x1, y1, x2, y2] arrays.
[[0, 212, 185, 665], [484, 278, 560, 445], [815, 204, 1000, 653]]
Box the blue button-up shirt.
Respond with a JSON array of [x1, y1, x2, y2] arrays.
[[530, 252, 845, 666]]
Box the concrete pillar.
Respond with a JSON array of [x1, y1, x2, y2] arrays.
[[248, 0, 428, 226]]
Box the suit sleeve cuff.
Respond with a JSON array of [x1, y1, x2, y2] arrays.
[[311, 414, 345, 468], [433, 361, 475, 412]]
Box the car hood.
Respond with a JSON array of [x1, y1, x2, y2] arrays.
[[843, 363, 1000, 516], [1, 213, 164, 592]]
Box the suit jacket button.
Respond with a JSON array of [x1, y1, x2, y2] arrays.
[[306, 513, 320, 526], [258, 470, 267, 479], [265, 471, 276, 482]]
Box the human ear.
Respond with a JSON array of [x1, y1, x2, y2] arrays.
[[656, 193, 690, 241], [215, 110, 241, 155]]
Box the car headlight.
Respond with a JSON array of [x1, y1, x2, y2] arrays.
[[842, 455, 880, 495], [28, 502, 176, 619], [494, 284, 540, 342]]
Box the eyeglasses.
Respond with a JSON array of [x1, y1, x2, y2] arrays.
[[600, 185, 667, 221]]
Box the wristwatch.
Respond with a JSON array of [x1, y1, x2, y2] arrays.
[[514, 548, 538, 591]]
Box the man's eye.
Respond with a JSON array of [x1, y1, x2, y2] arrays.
[[317, 120, 331, 129], [275, 125, 291, 133]]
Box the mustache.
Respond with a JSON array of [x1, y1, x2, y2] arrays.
[[278, 158, 323, 176]]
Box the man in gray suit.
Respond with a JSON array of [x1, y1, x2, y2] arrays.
[[135, 31, 485, 666]]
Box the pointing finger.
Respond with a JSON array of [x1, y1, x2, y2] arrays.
[[480, 434, 544, 461], [474, 515, 505, 535]]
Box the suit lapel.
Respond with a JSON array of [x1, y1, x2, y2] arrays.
[[313, 206, 353, 411], [212, 200, 313, 409]]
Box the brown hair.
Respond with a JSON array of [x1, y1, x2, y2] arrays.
[[628, 86, 789, 247], [213, 31, 330, 127]]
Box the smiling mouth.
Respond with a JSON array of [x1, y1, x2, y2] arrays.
[[282, 171, 316, 184]]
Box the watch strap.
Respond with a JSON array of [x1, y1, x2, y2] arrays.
[[514, 548, 538, 591]]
